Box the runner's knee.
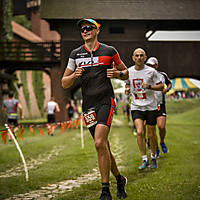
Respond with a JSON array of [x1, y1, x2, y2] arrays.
[[95, 139, 107, 151], [158, 123, 165, 131], [137, 129, 144, 137]]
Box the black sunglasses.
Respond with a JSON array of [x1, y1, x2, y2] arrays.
[[80, 25, 97, 33]]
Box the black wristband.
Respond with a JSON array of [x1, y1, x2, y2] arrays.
[[119, 71, 123, 78], [148, 85, 151, 89]]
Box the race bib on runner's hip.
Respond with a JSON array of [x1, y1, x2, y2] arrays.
[[83, 109, 97, 128]]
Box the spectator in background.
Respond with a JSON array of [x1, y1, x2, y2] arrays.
[[77, 100, 83, 116], [66, 99, 76, 120], [123, 96, 131, 125]]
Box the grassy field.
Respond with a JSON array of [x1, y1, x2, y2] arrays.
[[0, 98, 200, 200]]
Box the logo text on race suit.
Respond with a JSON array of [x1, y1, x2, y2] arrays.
[[83, 110, 97, 128], [76, 57, 103, 68]]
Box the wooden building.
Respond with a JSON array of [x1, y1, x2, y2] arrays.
[[39, 0, 200, 121]]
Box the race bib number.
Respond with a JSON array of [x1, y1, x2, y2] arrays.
[[83, 110, 97, 128], [134, 91, 146, 100]]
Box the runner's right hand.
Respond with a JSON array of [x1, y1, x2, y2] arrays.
[[75, 66, 85, 78]]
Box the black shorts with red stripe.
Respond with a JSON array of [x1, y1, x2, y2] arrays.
[[88, 96, 116, 138], [157, 103, 167, 117]]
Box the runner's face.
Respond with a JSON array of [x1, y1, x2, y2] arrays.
[[132, 49, 146, 66], [80, 23, 98, 41]]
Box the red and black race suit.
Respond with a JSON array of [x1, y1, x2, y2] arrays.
[[67, 42, 122, 111]]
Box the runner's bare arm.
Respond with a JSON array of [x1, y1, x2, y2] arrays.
[[142, 82, 164, 91], [163, 82, 172, 94], [55, 103, 60, 112], [107, 62, 129, 80], [61, 67, 85, 88], [115, 62, 129, 80], [18, 103, 24, 119]]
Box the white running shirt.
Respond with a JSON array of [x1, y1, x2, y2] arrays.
[[128, 65, 162, 111], [154, 72, 165, 105], [47, 101, 56, 114]]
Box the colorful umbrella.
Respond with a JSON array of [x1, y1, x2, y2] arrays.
[[171, 78, 200, 90], [167, 78, 200, 95]]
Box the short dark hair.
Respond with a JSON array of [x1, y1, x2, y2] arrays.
[[8, 91, 14, 98]]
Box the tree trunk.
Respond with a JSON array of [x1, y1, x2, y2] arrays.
[[0, 0, 13, 41], [0, 0, 13, 125]]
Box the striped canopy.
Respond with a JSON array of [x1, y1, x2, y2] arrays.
[[171, 78, 200, 90]]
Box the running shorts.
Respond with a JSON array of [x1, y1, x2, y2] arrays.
[[48, 114, 55, 123], [131, 110, 157, 125], [7, 118, 18, 126], [86, 97, 116, 138], [157, 104, 167, 117]]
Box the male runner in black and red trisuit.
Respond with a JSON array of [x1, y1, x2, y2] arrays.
[[62, 18, 129, 200]]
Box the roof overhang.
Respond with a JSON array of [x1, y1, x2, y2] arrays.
[[40, 0, 200, 20]]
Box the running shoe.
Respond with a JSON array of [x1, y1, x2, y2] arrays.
[[100, 190, 112, 200], [156, 148, 160, 158], [138, 160, 149, 170], [117, 176, 127, 199], [150, 158, 157, 169], [160, 142, 168, 153]]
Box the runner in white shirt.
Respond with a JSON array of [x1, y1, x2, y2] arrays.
[[125, 48, 164, 170], [44, 97, 60, 136]]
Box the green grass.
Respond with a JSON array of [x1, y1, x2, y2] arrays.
[[0, 99, 200, 200]]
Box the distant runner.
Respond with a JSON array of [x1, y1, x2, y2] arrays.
[[2, 91, 23, 140], [44, 97, 60, 136], [125, 48, 164, 170], [146, 57, 172, 156]]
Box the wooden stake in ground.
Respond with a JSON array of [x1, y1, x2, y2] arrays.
[[5, 123, 29, 182]]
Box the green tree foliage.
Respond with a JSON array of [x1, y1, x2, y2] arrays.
[[32, 71, 45, 117], [0, 0, 13, 125], [13, 15, 32, 30], [0, 0, 13, 41]]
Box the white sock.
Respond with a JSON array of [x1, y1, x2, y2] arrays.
[[151, 153, 156, 159], [142, 155, 148, 162]]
